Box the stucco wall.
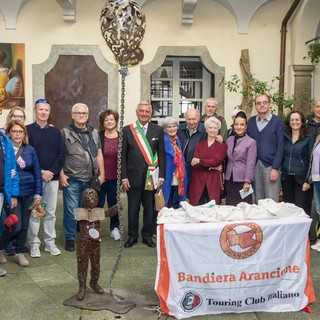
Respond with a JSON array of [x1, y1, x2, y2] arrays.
[[0, 0, 318, 127]]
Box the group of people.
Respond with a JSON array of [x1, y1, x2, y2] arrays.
[[0, 101, 121, 277], [0, 95, 320, 277]]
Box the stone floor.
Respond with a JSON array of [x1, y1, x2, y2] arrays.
[[0, 191, 319, 320]]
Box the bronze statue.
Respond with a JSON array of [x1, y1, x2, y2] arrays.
[[74, 188, 118, 301]]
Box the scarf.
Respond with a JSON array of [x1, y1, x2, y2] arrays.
[[169, 135, 184, 196], [69, 124, 98, 157], [232, 133, 245, 154]]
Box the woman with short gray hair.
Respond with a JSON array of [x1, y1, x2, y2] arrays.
[[188, 116, 227, 205], [161, 117, 187, 208]]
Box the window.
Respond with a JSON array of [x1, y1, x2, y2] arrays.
[[150, 57, 214, 123]]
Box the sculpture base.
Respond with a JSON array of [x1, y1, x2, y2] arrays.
[[63, 289, 136, 313]]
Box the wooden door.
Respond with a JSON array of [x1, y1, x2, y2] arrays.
[[45, 55, 108, 130]]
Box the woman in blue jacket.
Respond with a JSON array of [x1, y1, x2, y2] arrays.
[[0, 129, 19, 276], [281, 110, 313, 214], [161, 117, 187, 208], [0, 121, 42, 268]]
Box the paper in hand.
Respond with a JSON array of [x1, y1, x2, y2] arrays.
[[239, 185, 254, 199]]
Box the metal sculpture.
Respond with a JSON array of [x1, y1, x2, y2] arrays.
[[100, 0, 146, 67], [100, 0, 146, 304]]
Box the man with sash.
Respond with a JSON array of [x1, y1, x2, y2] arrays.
[[121, 102, 165, 248]]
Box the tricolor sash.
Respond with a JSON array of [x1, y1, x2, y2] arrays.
[[130, 121, 158, 190]]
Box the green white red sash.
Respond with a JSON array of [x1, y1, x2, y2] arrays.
[[130, 121, 158, 190]]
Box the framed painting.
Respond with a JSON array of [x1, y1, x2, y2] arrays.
[[0, 43, 25, 110]]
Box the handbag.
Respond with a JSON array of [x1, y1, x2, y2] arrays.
[[3, 202, 19, 232], [155, 188, 165, 211]]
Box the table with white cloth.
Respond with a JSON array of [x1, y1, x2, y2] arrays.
[[155, 216, 315, 319]]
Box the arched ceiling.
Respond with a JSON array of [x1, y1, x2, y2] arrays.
[[0, 0, 274, 34]]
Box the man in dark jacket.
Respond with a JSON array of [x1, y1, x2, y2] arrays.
[[178, 108, 207, 186], [121, 102, 165, 248], [27, 99, 65, 258]]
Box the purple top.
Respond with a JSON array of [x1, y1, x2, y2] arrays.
[[103, 136, 118, 180], [225, 134, 257, 183]]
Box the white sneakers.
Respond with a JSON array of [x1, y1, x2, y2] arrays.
[[110, 228, 121, 241], [30, 246, 41, 258], [44, 244, 61, 256], [311, 240, 320, 252], [30, 244, 61, 257], [0, 250, 7, 264], [15, 253, 29, 267], [0, 267, 6, 276]]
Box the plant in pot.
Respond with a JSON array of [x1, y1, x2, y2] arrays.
[[304, 39, 320, 65]]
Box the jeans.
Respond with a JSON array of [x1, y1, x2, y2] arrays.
[[98, 179, 119, 230], [63, 178, 90, 240], [313, 182, 320, 218], [0, 195, 33, 253], [28, 180, 59, 247], [0, 193, 4, 234]]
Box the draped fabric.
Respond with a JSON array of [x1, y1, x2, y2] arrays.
[[169, 135, 184, 196]]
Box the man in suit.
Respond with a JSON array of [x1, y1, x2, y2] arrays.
[[121, 102, 165, 248]]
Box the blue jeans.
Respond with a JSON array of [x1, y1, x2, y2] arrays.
[[0, 195, 33, 253], [313, 182, 320, 219], [63, 178, 90, 240], [98, 179, 119, 230]]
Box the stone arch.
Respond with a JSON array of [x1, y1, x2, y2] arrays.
[[140, 46, 225, 114]]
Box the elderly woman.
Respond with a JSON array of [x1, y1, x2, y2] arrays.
[[188, 116, 227, 205], [162, 117, 187, 208], [225, 111, 257, 205]]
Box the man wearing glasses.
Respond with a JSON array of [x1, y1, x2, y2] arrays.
[[247, 93, 284, 203], [27, 99, 65, 258], [60, 103, 104, 252]]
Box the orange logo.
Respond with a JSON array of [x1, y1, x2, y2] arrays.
[[220, 222, 263, 259]]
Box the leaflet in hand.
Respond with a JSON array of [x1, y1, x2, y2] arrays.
[[239, 185, 254, 199]]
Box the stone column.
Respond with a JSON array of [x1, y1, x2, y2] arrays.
[[293, 65, 315, 114]]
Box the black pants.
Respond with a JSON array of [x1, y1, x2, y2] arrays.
[[282, 175, 312, 215], [127, 185, 155, 239]]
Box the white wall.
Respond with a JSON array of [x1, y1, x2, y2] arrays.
[[0, 0, 318, 127]]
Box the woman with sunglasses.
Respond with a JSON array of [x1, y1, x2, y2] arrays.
[[0, 121, 42, 268]]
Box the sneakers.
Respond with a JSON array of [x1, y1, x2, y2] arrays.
[[15, 253, 29, 267], [311, 240, 320, 252], [0, 267, 6, 277], [65, 240, 75, 252], [30, 246, 41, 258], [0, 250, 7, 264], [110, 228, 121, 241], [45, 244, 61, 256]]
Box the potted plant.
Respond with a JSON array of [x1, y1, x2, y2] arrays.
[[305, 40, 320, 65]]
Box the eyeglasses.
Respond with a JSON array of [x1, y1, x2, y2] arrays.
[[35, 98, 49, 105], [73, 112, 88, 116], [11, 115, 25, 119], [256, 101, 269, 106], [10, 130, 25, 135]]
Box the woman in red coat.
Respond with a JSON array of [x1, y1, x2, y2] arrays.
[[188, 116, 227, 205]]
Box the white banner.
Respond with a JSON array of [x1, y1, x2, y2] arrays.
[[155, 217, 315, 319]]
